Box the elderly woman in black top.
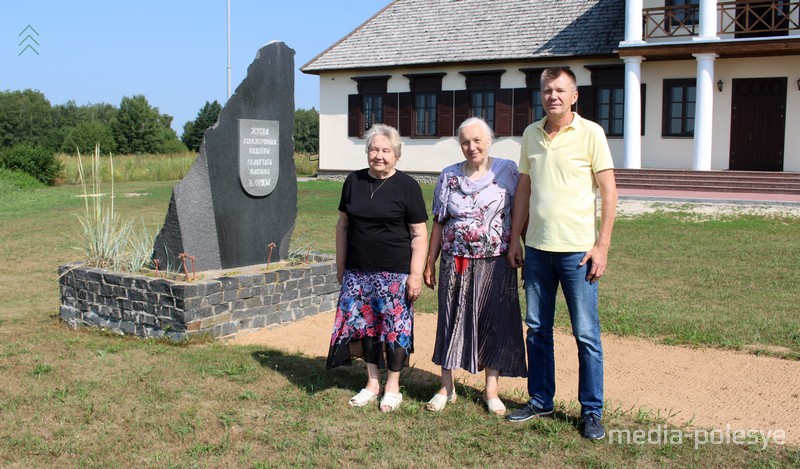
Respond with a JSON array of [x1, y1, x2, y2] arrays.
[[326, 123, 428, 412]]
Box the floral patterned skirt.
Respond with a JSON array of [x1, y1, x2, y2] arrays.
[[326, 270, 413, 372]]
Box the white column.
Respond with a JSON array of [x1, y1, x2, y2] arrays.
[[622, 0, 645, 45], [623, 56, 644, 169], [695, 0, 719, 41], [692, 53, 717, 171]]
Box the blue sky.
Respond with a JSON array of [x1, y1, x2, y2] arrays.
[[1, 1, 387, 134]]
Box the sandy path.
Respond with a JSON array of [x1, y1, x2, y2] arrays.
[[230, 311, 799, 445]]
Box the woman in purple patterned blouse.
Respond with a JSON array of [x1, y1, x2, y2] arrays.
[[423, 117, 527, 415]]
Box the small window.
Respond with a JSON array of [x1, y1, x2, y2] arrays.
[[513, 68, 549, 136], [363, 95, 383, 131], [667, 0, 699, 30], [348, 76, 396, 138], [597, 86, 624, 137], [529, 90, 546, 123], [456, 70, 511, 135], [414, 93, 437, 136], [401, 73, 447, 137], [662, 79, 695, 137], [583, 65, 625, 137], [470, 91, 495, 128]]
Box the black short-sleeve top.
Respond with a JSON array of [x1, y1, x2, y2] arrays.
[[338, 169, 428, 273]]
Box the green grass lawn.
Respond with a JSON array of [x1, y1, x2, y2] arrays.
[[0, 175, 798, 467]]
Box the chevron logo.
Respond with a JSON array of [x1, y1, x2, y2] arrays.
[[18, 24, 40, 56]]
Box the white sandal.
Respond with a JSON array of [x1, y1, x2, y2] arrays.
[[349, 388, 379, 407], [426, 392, 457, 412], [484, 397, 506, 416], [379, 392, 403, 412]]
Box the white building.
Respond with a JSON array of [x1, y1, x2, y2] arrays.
[[301, 0, 800, 177]]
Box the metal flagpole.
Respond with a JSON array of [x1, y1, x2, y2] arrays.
[[227, 0, 231, 100]]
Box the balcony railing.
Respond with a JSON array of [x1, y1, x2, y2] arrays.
[[643, 1, 800, 39]]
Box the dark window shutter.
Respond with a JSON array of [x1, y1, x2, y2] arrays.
[[348, 94, 361, 137], [495, 89, 513, 137], [398, 92, 412, 136], [577, 86, 596, 122], [453, 90, 469, 135], [437, 91, 454, 137], [661, 82, 669, 137], [640, 83, 646, 136], [383, 93, 398, 129], [512, 88, 530, 136]]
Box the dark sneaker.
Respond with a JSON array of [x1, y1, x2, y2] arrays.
[[505, 401, 554, 422], [581, 413, 605, 440]]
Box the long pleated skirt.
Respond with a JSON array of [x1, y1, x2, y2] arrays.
[[431, 254, 527, 377]]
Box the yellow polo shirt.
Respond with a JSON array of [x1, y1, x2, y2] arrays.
[[518, 113, 614, 252]]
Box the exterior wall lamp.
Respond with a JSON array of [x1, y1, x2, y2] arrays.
[[797, 77, 800, 90], [717, 79, 723, 92]]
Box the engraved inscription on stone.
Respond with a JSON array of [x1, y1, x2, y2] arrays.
[[239, 119, 279, 196]]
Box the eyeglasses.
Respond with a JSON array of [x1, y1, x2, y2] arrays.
[[368, 147, 394, 155]]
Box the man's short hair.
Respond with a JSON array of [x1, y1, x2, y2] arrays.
[[541, 67, 577, 90]]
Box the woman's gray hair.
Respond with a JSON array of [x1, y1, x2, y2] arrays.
[[364, 123, 403, 158], [457, 117, 494, 145]]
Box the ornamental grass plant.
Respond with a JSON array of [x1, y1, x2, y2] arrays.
[[74, 145, 155, 272]]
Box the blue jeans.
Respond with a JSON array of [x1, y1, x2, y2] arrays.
[[523, 247, 604, 418]]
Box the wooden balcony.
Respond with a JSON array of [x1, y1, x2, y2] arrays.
[[643, 1, 800, 40]]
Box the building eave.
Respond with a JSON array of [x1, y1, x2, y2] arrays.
[[300, 53, 622, 76], [619, 37, 800, 61]]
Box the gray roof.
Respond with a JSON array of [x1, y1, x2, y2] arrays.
[[301, 0, 625, 73]]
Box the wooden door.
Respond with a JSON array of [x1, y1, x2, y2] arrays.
[[729, 78, 786, 171]]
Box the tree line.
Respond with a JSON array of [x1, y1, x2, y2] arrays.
[[0, 89, 319, 185], [0, 90, 183, 155], [0, 89, 319, 156]]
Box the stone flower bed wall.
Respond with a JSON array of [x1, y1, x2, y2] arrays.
[[58, 260, 339, 341]]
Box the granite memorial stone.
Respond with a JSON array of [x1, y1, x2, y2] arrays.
[[152, 42, 297, 271]]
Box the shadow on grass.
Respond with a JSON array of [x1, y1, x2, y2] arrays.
[[249, 348, 491, 406]]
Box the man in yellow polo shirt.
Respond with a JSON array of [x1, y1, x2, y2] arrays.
[[505, 67, 618, 441]]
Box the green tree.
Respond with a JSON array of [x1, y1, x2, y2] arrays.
[[0, 89, 55, 150], [157, 114, 187, 153], [46, 100, 82, 151], [111, 95, 163, 154], [60, 120, 117, 155], [53, 100, 80, 129], [294, 107, 319, 154], [181, 100, 222, 152], [182, 121, 195, 149], [77, 102, 117, 125]]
